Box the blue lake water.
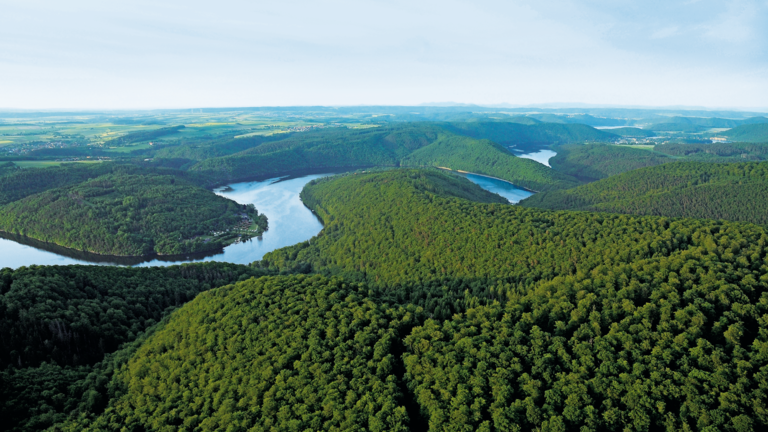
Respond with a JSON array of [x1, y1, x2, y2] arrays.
[[517, 149, 556, 167], [0, 168, 540, 269], [462, 174, 533, 203], [0, 174, 331, 269]]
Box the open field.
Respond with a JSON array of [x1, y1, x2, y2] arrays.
[[12, 160, 105, 168], [614, 144, 655, 150]]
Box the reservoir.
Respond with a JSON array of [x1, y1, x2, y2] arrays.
[[461, 173, 532, 203], [517, 149, 556, 167], [0, 174, 331, 269], [0, 169, 535, 269]]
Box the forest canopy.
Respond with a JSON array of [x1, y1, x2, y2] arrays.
[[46, 169, 768, 432], [0, 172, 264, 256], [519, 161, 768, 226]]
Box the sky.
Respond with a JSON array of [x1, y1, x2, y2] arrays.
[[1, 0, 767, 109]]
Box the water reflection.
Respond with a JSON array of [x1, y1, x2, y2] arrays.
[[461, 174, 533, 204], [517, 149, 557, 167], [0, 173, 332, 269]]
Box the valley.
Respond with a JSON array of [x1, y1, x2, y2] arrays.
[[2, 106, 768, 432]]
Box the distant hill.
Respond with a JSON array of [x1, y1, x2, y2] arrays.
[[723, 123, 768, 142], [549, 144, 671, 182], [520, 161, 768, 225], [655, 142, 768, 161], [525, 113, 628, 127], [444, 121, 618, 151], [189, 123, 588, 191], [641, 116, 768, 133], [607, 127, 656, 137], [503, 115, 541, 125], [400, 135, 580, 191], [646, 122, 707, 132]]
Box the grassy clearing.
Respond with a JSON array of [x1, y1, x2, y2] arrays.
[[13, 160, 104, 169], [614, 144, 655, 150]]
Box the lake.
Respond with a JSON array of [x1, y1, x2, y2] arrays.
[[0, 170, 535, 269], [0, 174, 331, 269], [516, 149, 556, 167], [461, 173, 533, 203]]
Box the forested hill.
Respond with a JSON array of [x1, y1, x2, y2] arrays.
[[188, 123, 583, 191], [724, 123, 768, 142], [548, 144, 671, 182], [0, 172, 263, 256], [655, 142, 768, 161], [400, 135, 579, 191], [442, 121, 618, 152], [0, 263, 269, 432], [0, 162, 208, 206], [519, 161, 768, 225], [59, 169, 768, 431]]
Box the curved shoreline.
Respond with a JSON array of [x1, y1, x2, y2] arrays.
[[0, 230, 228, 265], [434, 166, 539, 193]]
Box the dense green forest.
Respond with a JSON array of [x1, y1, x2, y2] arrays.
[[520, 161, 768, 225], [152, 134, 280, 162], [0, 263, 270, 432], [441, 121, 618, 151], [0, 172, 265, 256], [655, 142, 768, 161], [189, 123, 583, 191], [0, 163, 119, 206], [8, 107, 768, 431], [548, 144, 671, 181], [44, 169, 768, 431], [0, 162, 20, 176], [54, 275, 416, 432], [400, 135, 579, 191], [724, 123, 768, 142], [188, 124, 444, 182]]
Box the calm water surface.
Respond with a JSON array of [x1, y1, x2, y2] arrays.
[[0, 174, 331, 269], [462, 174, 533, 203], [517, 149, 557, 167], [0, 169, 542, 269]]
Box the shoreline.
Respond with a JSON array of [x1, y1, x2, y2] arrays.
[[0, 229, 229, 265], [434, 167, 539, 193]]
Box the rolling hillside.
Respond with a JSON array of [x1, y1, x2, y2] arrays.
[[724, 123, 768, 142], [519, 161, 768, 225], [548, 144, 671, 181], [189, 123, 582, 191], [53, 169, 768, 432], [0, 173, 262, 256]]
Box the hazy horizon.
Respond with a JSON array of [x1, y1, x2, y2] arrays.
[[3, 0, 767, 109]]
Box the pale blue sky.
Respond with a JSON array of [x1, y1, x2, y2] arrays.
[[1, 0, 766, 109]]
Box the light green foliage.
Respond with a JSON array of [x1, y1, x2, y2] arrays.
[[520, 161, 768, 226], [189, 123, 586, 190], [401, 135, 579, 191], [549, 144, 671, 182], [102, 126, 184, 147], [725, 123, 768, 142]]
